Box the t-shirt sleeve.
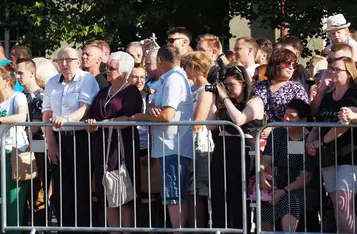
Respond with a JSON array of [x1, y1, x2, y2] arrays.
[[13, 93, 28, 114], [161, 74, 183, 110], [79, 75, 100, 105], [42, 80, 52, 112]]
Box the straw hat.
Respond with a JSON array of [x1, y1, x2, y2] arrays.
[[325, 14, 351, 32]]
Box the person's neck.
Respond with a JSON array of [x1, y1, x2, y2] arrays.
[[193, 76, 208, 91], [24, 81, 41, 93], [0, 54, 7, 62], [243, 58, 256, 68], [110, 79, 127, 93], [87, 65, 100, 77], [288, 127, 304, 140], [0, 88, 15, 103], [333, 84, 349, 99]]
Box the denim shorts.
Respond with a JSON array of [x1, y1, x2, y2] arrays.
[[159, 155, 191, 205]]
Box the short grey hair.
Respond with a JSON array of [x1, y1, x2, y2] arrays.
[[58, 47, 79, 59], [33, 57, 59, 88], [126, 41, 143, 56], [109, 51, 135, 80], [146, 48, 159, 61]]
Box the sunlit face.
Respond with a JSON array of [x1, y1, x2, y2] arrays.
[[197, 41, 214, 61], [129, 67, 146, 91], [279, 61, 297, 81], [284, 108, 302, 122], [329, 60, 349, 85], [224, 76, 244, 99], [329, 28, 349, 44], [16, 62, 34, 87], [183, 64, 194, 80], [234, 39, 249, 63], [102, 46, 110, 64], [106, 60, 121, 82], [57, 51, 80, 80], [167, 33, 189, 55], [82, 46, 102, 69]]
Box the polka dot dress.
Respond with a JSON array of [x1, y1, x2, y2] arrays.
[[261, 127, 320, 222]]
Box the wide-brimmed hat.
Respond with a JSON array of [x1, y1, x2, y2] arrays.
[[325, 14, 351, 32]]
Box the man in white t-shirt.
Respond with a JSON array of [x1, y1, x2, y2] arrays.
[[131, 45, 193, 231], [233, 37, 260, 78]]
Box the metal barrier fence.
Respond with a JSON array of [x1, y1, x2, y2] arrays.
[[255, 122, 357, 234], [0, 120, 248, 234]]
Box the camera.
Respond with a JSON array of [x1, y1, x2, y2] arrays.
[[205, 57, 226, 93]]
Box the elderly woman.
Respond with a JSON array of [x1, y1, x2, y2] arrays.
[[323, 14, 357, 61], [87, 52, 142, 233], [32, 57, 59, 89], [42, 47, 99, 232], [181, 51, 217, 228], [252, 49, 308, 139], [307, 56, 357, 233], [0, 63, 29, 233], [260, 99, 319, 232]]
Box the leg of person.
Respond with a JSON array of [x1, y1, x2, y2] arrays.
[[5, 150, 29, 234], [280, 214, 299, 232], [210, 137, 226, 228]]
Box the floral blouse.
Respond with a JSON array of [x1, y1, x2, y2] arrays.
[[252, 80, 308, 123]]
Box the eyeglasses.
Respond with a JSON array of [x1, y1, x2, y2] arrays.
[[131, 75, 146, 80], [166, 38, 185, 44], [57, 58, 78, 64], [327, 56, 348, 64], [282, 61, 298, 69], [106, 65, 117, 71], [328, 67, 347, 73]]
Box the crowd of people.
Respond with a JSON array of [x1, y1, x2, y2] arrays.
[[1, 12, 357, 234]]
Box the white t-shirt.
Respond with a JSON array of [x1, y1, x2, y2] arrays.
[[0, 92, 29, 151], [246, 64, 260, 78], [151, 67, 193, 159]]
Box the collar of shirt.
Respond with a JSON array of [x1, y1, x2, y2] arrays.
[[58, 68, 81, 84], [160, 66, 186, 81]]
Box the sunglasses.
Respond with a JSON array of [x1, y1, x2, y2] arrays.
[[166, 38, 185, 44], [282, 61, 298, 69], [106, 65, 117, 71]]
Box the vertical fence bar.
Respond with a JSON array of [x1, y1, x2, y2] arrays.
[[208, 130, 212, 229], [178, 126, 182, 228], [286, 127, 291, 232], [1, 126, 8, 233], [162, 129, 166, 228], [222, 125, 228, 229], [102, 127, 107, 227], [271, 128, 276, 231], [44, 127, 49, 228], [59, 132, 63, 227], [303, 127, 307, 232], [255, 127, 262, 234], [352, 127, 355, 234], [239, 126, 247, 234], [73, 129, 78, 227], [318, 127, 323, 233], [334, 127, 339, 233], [132, 127, 137, 228], [146, 125, 152, 228], [87, 130, 92, 227], [192, 130, 197, 228]]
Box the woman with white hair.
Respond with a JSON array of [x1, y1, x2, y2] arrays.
[[87, 51, 142, 233], [32, 57, 58, 89], [323, 14, 357, 61]]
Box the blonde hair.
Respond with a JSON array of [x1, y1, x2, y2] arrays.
[[310, 55, 328, 77], [181, 51, 212, 77], [0, 62, 16, 88], [196, 34, 222, 54]]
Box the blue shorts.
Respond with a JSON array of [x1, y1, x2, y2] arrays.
[[159, 155, 191, 205]]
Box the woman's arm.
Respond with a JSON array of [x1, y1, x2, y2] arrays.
[[284, 170, 313, 191], [224, 97, 264, 126], [193, 90, 213, 134], [0, 105, 26, 124]]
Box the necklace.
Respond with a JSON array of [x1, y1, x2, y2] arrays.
[[106, 82, 128, 101]]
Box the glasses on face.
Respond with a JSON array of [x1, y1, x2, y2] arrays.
[[106, 65, 117, 71], [131, 75, 146, 81], [57, 58, 78, 64], [166, 38, 185, 44], [281, 61, 298, 69], [328, 67, 347, 73]]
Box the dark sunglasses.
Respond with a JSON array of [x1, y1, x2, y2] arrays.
[[166, 38, 185, 44], [106, 65, 117, 71]]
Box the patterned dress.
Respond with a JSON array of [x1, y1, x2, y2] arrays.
[[252, 80, 308, 123]]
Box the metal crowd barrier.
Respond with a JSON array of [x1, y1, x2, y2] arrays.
[[0, 120, 248, 234], [255, 122, 357, 234]]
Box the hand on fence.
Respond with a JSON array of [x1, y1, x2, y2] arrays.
[[147, 107, 162, 118], [261, 127, 272, 139], [47, 141, 59, 164], [338, 107, 357, 123], [306, 140, 321, 157], [85, 119, 99, 132], [50, 116, 67, 129]]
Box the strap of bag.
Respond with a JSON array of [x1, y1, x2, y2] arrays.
[[105, 125, 125, 169]]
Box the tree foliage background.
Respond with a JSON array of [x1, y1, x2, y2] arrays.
[[1, 0, 357, 56]]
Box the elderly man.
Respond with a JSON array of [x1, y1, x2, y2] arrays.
[[127, 41, 144, 64], [42, 47, 99, 233]]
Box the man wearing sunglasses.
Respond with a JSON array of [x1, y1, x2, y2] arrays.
[[166, 27, 192, 55], [311, 43, 353, 116]]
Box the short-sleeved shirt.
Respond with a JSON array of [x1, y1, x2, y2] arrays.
[[42, 69, 100, 131], [151, 67, 193, 159], [0, 92, 29, 151], [252, 80, 308, 122], [95, 73, 110, 90]]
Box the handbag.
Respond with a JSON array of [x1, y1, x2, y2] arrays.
[[102, 126, 136, 207], [10, 99, 38, 181]]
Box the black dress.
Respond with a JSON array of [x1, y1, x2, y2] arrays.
[[261, 127, 319, 222]]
